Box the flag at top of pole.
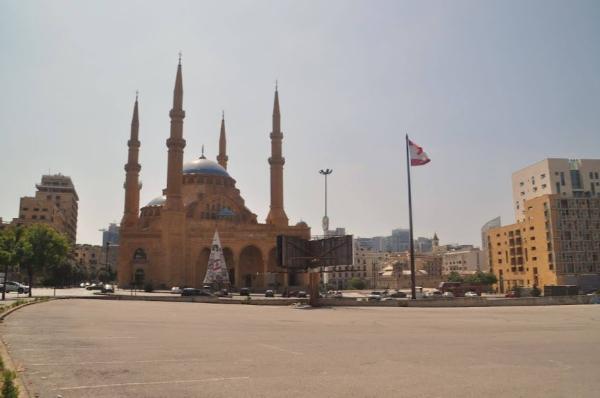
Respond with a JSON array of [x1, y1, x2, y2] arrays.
[[405, 134, 430, 300], [408, 139, 431, 166]]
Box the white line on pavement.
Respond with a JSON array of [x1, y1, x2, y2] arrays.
[[54, 376, 251, 391], [31, 358, 207, 366], [259, 343, 303, 355]]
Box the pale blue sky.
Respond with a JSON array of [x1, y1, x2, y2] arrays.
[[1, 0, 599, 246]]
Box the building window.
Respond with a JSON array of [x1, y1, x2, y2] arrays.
[[560, 172, 565, 186]]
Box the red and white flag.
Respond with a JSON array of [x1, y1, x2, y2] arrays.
[[408, 139, 431, 166]]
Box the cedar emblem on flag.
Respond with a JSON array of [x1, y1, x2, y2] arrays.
[[408, 139, 431, 166]]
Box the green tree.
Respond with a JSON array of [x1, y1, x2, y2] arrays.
[[22, 224, 70, 297], [348, 277, 366, 290], [464, 271, 497, 285], [447, 271, 464, 283], [0, 226, 29, 300]]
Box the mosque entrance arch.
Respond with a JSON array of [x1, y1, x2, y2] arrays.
[[196, 247, 211, 287], [239, 245, 263, 289]]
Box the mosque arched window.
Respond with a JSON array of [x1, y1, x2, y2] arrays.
[[133, 248, 147, 261]]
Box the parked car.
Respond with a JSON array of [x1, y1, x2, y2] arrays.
[[101, 284, 115, 293], [0, 281, 30, 294], [464, 291, 478, 297], [79, 282, 86, 288], [333, 291, 343, 298], [171, 286, 183, 294], [505, 290, 518, 298], [442, 291, 455, 298], [265, 289, 275, 297], [368, 291, 383, 301], [86, 283, 103, 291], [239, 288, 250, 296], [389, 290, 407, 298], [426, 290, 443, 298], [214, 289, 229, 297], [181, 288, 213, 297]]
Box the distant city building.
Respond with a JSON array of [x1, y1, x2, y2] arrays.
[[102, 223, 120, 246], [442, 248, 482, 275], [384, 228, 410, 252], [488, 195, 600, 293], [327, 243, 389, 289], [0, 217, 8, 231], [415, 236, 433, 253], [10, 174, 78, 242], [325, 227, 346, 237], [481, 217, 501, 272], [512, 158, 600, 221], [74, 244, 103, 277]]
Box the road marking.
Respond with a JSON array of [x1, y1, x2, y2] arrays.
[[31, 358, 208, 366], [54, 376, 250, 391], [259, 343, 303, 355]]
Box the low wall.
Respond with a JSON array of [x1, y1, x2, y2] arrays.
[[320, 295, 598, 308], [57, 293, 599, 308]]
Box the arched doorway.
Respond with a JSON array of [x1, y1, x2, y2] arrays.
[[223, 247, 235, 286], [239, 245, 263, 289], [196, 247, 211, 288]]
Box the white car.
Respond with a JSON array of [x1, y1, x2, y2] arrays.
[[171, 286, 183, 294], [464, 291, 478, 297], [1, 281, 30, 294], [442, 291, 455, 298]]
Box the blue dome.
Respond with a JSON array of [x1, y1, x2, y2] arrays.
[[146, 195, 166, 206], [217, 207, 235, 217], [183, 158, 230, 177]]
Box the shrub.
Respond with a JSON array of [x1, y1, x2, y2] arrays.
[[348, 277, 366, 290], [2, 370, 19, 398]]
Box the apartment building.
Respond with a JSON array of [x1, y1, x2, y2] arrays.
[[12, 174, 78, 242], [488, 194, 600, 293], [512, 158, 600, 221]]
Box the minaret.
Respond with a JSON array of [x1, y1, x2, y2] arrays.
[[162, 56, 187, 288], [217, 111, 228, 169], [121, 93, 141, 228], [266, 85, 289, 226], [165, 56, 186, 211]]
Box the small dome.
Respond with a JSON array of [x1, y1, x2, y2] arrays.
[[296, 221, 308, 228], [183, 158, 230, 177], [146, 195, 166, 207]]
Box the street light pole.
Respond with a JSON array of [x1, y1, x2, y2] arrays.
[[319, 169, 333, 293], [105, 241, 111, 282], [319, 169, 333, 236]]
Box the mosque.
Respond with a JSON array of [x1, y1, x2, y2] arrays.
[[117, 60, 310, 290]]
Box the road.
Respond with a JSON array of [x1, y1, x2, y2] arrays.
[[2, 300, 599, 397]]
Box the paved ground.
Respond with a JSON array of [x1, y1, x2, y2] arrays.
[[1, 300, 599, 398]]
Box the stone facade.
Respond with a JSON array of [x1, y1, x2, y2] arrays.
[[117, 61, 310, 290], [442, 248, 482, 275]]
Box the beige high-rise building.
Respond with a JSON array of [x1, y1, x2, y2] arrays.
[[512, 158, 600, 221], [488, 194, 600, 293], [12, 174, 79, 242], [442, 248, 482, 275]]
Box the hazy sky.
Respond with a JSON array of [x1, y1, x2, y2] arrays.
[[1, 0, 599, 246]]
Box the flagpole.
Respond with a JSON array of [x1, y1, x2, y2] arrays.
[[405, 134, 417, 300]]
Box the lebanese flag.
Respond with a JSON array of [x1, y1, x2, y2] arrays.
[[408, 139, 431, 166]]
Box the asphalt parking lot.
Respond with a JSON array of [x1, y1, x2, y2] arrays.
[[2, 300, 599, 398]]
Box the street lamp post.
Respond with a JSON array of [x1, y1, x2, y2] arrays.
[[319, 168, 333, 292], [105, 241, 111, 282], [319, 169, 333, 236]]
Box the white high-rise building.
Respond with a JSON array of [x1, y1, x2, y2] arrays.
[[512, 158, 600, 221]]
